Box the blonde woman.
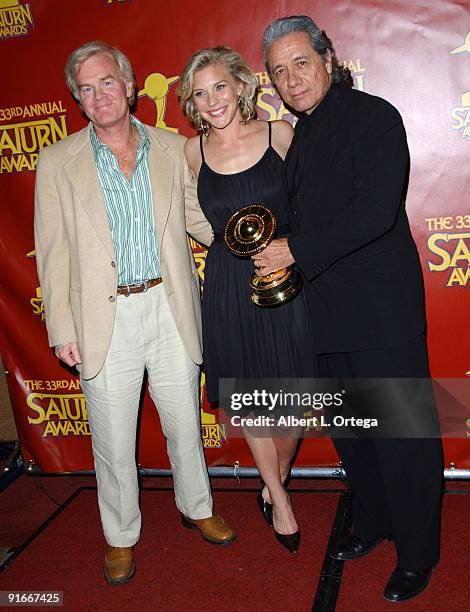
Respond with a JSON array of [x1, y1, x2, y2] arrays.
[[178, 47, 315, 553]]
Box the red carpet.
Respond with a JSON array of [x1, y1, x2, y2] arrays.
[[0, 475, 95, 549], [0, 483, 339, 611], [0, 476, 468, 611], [336, 491, 470, 612]]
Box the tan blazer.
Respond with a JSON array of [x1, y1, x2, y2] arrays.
[[34, 124, 211, 380]]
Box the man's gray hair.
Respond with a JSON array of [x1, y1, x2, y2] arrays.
[[64, 41, 136, 105], [263, 15, 352, 86]]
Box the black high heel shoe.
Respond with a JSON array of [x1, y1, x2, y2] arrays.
[[272, 491, 300, 553], [274, 528, 301, 554], [256, 492, 273, 527]]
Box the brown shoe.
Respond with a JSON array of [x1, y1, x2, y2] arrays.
[[182, 514, 237, 546], [104, 546, 135, 585]]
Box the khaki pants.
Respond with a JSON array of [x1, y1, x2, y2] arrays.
[[81, 282, 212, 547]]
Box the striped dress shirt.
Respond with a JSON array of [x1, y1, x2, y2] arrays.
[[90, 116, 160, 286]]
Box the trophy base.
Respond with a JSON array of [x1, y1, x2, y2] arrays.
[[250, 267, 303, 307]]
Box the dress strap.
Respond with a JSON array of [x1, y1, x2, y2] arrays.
[[199, 134, 205, 162], [268, 121, 272, 147]]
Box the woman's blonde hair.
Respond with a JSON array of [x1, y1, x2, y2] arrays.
[[178, 46, 258, 132]]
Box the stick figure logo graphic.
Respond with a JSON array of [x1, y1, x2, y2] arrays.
[[451, 32, 470, 55], [138, 72, 179, 132]]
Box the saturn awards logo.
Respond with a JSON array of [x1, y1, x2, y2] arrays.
[[0, 0, 33, 39], [199, 372, 226, 448], [344, 58, 366, 92], [450, 33, 470, 138], [26, 249, 45, 320], [0, 100, 68, 174], [451, 91, 470, 139], [25, 378, 89, 438], [425, 216, 470, 287]]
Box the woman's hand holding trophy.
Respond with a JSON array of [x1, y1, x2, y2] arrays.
[[224, 203, 302, 307]]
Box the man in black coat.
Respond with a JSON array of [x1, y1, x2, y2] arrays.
[[259, 15, 443, 603]]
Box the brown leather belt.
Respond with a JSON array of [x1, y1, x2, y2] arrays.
[[117, 277, 163, 296]]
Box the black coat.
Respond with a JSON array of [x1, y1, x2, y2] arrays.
[[287, 84, 426, 354]]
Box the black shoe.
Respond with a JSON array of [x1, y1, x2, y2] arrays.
[[256, 492, 273, 527], [383, 566, 432, 602], [274, 529, 300, 553], [329, 533, 383, 560]]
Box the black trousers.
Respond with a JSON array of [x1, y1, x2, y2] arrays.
[[318, 334, 443, 570]]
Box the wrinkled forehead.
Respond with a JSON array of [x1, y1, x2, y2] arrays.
[[267, 32, 318, 64]]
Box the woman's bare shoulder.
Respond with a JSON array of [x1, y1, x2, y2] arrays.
[[270, 120, 294, 159], [184, 135, 202, 175]]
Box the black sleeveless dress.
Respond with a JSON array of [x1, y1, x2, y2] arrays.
[[197, 122, 315, 402]]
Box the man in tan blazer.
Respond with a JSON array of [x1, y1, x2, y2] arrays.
[[34, 41, 235, 585]]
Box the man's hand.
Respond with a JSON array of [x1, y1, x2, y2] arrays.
[[54, 342, 82, 367], [252, 238, 295, 276]]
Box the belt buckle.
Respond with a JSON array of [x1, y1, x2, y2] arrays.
[[142, 280, 149, 292]]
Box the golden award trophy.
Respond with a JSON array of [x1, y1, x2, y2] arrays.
[[224, 204, 303, 307]]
